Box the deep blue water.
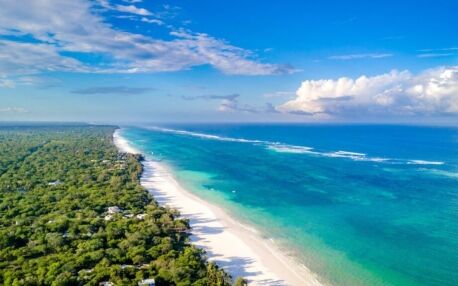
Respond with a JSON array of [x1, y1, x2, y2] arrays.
[[121, 124, 458, 286]]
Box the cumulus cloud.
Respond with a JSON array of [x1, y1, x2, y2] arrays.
[[0, 0, 290, 85], [71, 86, 153, 95], [277, 66, 458, 117]]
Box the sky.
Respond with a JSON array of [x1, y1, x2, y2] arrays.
[[0, 0, 457, 124]]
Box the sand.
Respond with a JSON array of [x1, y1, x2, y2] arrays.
[[113, 129, 324, 286]]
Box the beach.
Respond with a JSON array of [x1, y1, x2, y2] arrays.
[[113, 129, 323, 286]]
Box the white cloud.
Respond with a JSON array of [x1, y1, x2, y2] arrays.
[[277, 66, 458, 117], [0, 107, 29, 113], [218, 98, 257, 113], [97, 0, 151, 16], [141, 17, 164, 25], [263, 91, 295, 98], [0, 0, 289, 82], [71, 86, 152, 95], [169, 30, 293, 75], [181, 94, 258, 113], [417, 47, 458, 52], [416, 47, 458, 59], [0, 78, 15, 88], [0, 40, 86, 75], [417, 53, 454, 58], [328, 53, 393, 60], [114, 4, 151, 16]]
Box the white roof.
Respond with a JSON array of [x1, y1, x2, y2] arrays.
[[107, 206, 121, 213]]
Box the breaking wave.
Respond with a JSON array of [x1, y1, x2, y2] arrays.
[[148, 126, 445, 166]]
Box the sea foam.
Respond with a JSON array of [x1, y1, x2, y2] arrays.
[[148, 126, 267, 144], [407, 160, 445, 165], [148, 126, 445, 166], [266, 144, 314, 154]]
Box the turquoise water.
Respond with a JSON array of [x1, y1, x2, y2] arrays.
[[121, 124, 458, 286]]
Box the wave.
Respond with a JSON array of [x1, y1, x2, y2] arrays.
[[149, 126, 269, 144], [267, 146, 390, 163], [267, 144, 314, 154], [407, 160, 445, 165], [324, 151, 389, 162], [147, 126, 445, 166], [326, 150, 366, 159], [422, 168, 458, 179], [332, 151, 366, 157]]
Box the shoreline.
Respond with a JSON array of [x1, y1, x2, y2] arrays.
[[113, 129, 324, 286]]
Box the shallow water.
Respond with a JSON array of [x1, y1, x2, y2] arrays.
[[121, 124, 458, 286]]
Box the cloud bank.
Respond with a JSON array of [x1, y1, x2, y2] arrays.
[[0, 0, 292, 84], [278, 66, 458, 118]]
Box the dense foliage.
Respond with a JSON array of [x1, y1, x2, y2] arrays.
[[0, 125, 241, 286]]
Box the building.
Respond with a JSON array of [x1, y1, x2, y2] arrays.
[[48, 180, 61, 186], [107, 206, 121, 214], [138, 278, 155, 286], [136, 213, 147, 220]]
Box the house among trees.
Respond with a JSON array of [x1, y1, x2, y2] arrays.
[[0, 126, 233, 285], [138, 278, 155, 286], [48, 180, 61, 186], [107, 206, 121, 214], [104, 214, 113, 221], [136, 213, 147, 220]]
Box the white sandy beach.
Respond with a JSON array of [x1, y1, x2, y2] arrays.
[[113, 129, 324, 286]]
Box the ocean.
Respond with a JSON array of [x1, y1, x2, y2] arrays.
[[120, 124, 458, 286]]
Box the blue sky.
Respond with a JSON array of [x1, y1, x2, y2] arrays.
[[0, 0, 457, 123]]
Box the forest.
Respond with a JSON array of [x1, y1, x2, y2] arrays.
[[0, 124, 246, 286]]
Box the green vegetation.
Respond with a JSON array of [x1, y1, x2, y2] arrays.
[[0, 125, 236, 286]]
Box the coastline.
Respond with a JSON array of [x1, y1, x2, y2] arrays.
[[113, 128, 324, 286]]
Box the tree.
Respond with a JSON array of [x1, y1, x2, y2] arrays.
[[0, 125, 237, 286], [233, 277, 248, 286]]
